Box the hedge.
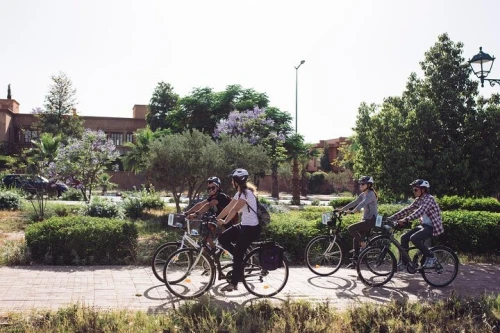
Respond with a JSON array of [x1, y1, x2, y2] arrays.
[[437, 196, 500, 212], [25, 216, 138, 265], [0, 190, 22, 210], [263, 205, 500, 264]]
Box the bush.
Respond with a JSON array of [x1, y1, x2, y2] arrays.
[[122, 196, 143, 219], [60, 188, 84, 201], [0, 190, 22, 210], [80, 196, 123, 218], [329, 197, 356, 208], [138, 187, 164, 210], [437, 195, 500, 212], [308, 171, 327, 194], [25, 216, 138, 265]]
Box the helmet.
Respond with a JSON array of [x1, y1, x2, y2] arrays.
[[410, 179, 430, 188], [229, 168, 249, 182], [358, 176, 374, 184], [207, 176, 221, 187]]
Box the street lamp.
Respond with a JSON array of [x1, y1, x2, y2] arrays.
[[294, 60, 305, 133], [468, 47, 500, 88]]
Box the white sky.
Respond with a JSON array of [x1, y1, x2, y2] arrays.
[[1, 0, 499, 143]]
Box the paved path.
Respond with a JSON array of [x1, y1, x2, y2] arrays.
[[0, 264, 498, 314]]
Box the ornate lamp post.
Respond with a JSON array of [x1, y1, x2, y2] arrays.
[[294, 60, 305, 133], [468, 47, 500, 88]]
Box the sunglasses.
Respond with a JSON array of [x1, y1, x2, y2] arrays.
[[207, 186, 217, 191], [413, 188, 421, 192], [359, 183, 367, 186]]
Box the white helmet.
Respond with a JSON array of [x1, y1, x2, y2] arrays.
[[229, 168, 249, 182], [410, 179, 430, 188]]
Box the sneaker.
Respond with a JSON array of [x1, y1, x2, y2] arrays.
[[346, 262, 356, 269], [422, 257, 437, 269], [221, 283, 238, 292], [397, 262, 406, 272]]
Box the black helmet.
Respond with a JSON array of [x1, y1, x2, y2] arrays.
[[358, 176, 374, 184], [410, 179, 430, 188], [229, 168, 249, 182], [207, 176, 221, 187]]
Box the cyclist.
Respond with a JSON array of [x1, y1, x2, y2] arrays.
[[388, 179, 444, 269], [216, 168, 261, 292], [183, 177, 237, 249], [339, 176, 378, 268]]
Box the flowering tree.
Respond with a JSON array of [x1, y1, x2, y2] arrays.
[[214, 107, 292, 198], [50, 129, 120, 201]]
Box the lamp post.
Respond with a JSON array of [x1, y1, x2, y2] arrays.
[[294, 60, 305, 133], [468, 47, 500, 88]]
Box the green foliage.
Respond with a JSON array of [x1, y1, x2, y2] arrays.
[[146, 82, 179, 131], [437, 211, 500, 254], [25, 216, 138, 265], [122, 196, 143, 219], [0, 190, 22, 210], [80, 196, 123, 219], [60, 188, 84, 201], [437, 196, 500, 212], [0, 239, 30, 265], [308, 171, 327, 194], [319, 143, 332, 172], [329, 197, 356, 208], [310, 199, 321, 206]]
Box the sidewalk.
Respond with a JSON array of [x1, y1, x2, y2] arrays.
[[0, 264, 498, 314]]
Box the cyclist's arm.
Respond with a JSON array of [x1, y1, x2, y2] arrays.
[[221, 198, 246, 225], [404, 196, 432, 222], [389, 200, 417, 220], [194, 200, 219, 217], [217, 198, 237, 220], [341, 195, 362, 211], [184, 201, 207, 215], [353, 191, 376, 212]]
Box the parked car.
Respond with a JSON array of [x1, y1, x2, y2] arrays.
[[2, 174, 69, 196]]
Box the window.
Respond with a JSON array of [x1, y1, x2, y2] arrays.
[[23, 129, 38, 143], [109, 132, 123, 146], [125, 133, 134, 143]]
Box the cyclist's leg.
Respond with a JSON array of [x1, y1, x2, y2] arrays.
[[400, 226, 420, 264], [409, 225, 433, 260], [347, 221, 364, 258], [217, 224, 240, 256], [228, 225, 261, 288]]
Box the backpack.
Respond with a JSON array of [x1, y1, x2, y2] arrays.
[[259, 242, 284, 270], [247, 198, 271, 226]]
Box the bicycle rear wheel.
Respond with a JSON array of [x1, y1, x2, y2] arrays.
[[151, 242, 182, 283], [242, 248, 289, 297], [305, 235, 343, 276], [357, 246, 396, 287], [163, 248, 215, 299], [420, 246, 459, 287]]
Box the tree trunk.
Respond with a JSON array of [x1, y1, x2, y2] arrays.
[[271, 162, 279, 199], [300, 168, 308, 197], [291, 157, 300, 205]]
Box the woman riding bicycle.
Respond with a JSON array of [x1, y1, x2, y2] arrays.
[[216, 168, 261, 292], [388, 179, 444, 269], [339, 176, 378, 268]]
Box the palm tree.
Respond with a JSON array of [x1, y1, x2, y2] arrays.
[[284, 134, 310, 205], [123, 127, 154, 188], [299, 145, 319, 197]]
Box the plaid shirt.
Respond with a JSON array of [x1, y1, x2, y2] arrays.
[[389, 193, 444, 236]]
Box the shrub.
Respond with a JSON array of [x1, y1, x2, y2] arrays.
[[60, 188, 84, 201], [122, 196, 143, 219], [138, 187, 164, 210], [80, 196, 123, 218], [308, 171, 327, 194], [0, 239, 30, 265], [437, 195, 500, 212], [310, 199, 321, 206], [329, 197, 356, 208], [0, 191, 22, 210], [25, 216, 138, 265]]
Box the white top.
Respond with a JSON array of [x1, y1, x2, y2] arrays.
[[234, 189, 259, 226]]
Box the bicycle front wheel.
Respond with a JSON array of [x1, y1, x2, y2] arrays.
[[357, 246, 396, 287], [305, 235, 343, 276], [420, 246, 459, 287], [151, 242, 182, 283], [163, 248, 215, 299], [242, 248, 289, 297]]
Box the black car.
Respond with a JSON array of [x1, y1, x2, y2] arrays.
[[2, 174, 69, 196]]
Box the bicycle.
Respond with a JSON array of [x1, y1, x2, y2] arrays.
[[151, 213, 236, 283], [162, 219, 289, 299], [356, 218, 459, 288], [305, 210, 390, 276]]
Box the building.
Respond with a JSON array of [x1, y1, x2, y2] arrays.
[[0, 98, 147, 189], [306, 136, 350, 172]]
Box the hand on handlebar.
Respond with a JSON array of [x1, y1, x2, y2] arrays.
[[216, 218, 225, 226]]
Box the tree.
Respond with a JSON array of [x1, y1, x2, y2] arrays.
[[51, 129, 120, 201], [146, 82, 179, 131], [319, 142, 332, 172], [7, 84, 11, 99], [32, 72, 84, 140], [284, 134, 310, 205]]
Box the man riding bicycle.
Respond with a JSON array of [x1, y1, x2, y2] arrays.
[[388, 179, 444, 269]]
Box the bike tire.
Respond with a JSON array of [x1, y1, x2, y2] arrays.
[[305, 235, 343, 276], [242, 247, 289, 297], [151, 242, 182, 283], [163, 248, 215, 299], [356, 246, 396, 287], [420, 246, 459, 287]]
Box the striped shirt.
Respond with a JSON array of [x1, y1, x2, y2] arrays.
[[390, 193, 444, 236]]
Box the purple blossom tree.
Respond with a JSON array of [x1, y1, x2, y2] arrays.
[[51, 129, 120, 201]]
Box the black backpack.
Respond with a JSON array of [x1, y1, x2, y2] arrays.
[[247, 199, 271, 226]]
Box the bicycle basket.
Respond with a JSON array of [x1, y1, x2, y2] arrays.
[[259, 243, 284, 271], [321, 212, 336, 227], [167, 214, 203, 236]]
